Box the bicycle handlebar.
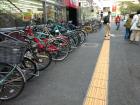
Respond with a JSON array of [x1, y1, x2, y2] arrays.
[[0, 32, 23, 43]]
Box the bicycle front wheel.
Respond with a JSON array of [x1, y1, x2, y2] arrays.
[[25, 50, 52, 71], [21, 57, 37, 81], [36, 51, 52, 71], [0, 63, 25, 101]]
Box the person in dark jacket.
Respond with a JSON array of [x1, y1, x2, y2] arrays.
[[104, 11, 111, 39]]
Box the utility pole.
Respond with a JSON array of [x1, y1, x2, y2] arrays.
[[43, 1, 47, 24], [79, 2, 81, 25]]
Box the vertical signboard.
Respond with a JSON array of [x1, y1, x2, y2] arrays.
[[112, 5, 116, 12]]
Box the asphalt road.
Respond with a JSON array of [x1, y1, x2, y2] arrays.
[[2, 22, 140, 105]]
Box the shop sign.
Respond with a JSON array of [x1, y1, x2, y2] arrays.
[[112, 5, 116, 12], [79, 0, 97, 7], [23, 12, 32, 21], [64, 0, 79, 8]]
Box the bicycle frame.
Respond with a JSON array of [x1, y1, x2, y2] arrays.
[[0, 64, 25, 85]]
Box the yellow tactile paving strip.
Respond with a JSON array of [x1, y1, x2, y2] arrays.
[[83, 40, 110, 105]]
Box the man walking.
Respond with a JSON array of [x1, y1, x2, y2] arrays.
[[103, 11, 111, 39]]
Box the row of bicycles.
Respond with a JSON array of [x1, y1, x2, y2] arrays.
[[80, 19, 102, 33], [0, 22, 88, 101]]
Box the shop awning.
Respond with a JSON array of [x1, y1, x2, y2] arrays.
[[64, 0, 79, 8]]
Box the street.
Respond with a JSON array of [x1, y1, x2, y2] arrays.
[[2, 22, 140, 105]]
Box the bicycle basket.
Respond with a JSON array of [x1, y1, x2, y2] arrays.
[[0, 40, 27, 64]]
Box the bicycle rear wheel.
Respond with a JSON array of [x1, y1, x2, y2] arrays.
[[51, 43, 69, 61], [0, 63, 25, 101]]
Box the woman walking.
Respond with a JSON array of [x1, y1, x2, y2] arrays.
[[130, 10, 140, 44]]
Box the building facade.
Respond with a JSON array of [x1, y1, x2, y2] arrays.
[[79, 0, 100, 22], [0, 0, 81, 28]]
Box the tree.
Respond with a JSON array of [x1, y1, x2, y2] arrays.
[[126, 2, 140, 13], [119, 1, 140, 15], [119, 2, 128, 15]]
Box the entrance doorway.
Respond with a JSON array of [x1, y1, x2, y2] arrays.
[[66, 7, 78, 26]]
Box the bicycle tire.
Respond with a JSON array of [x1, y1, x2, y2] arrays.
[[25, 50, 52, 71], [21, 57, 37, 81], [56, 36, 72, 53], [0, 63, 25, 101], [75, 30, 86, 45], [51, 41, 69, 61], [70, 32, 79, 47], [37, 51, 52, 71], [69, 37, 76, 50]]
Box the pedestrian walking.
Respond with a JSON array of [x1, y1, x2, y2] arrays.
[[130, 10, 140, 44], [115, 15, 121, 30], [124, 14, 133, 40], [103, 11, 111, 40], [100, 11, 103, 22]]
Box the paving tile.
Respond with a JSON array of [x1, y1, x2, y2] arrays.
[[84, 97, 106, 105], [94, 99, 106, 105], [90, 79, 107, 89]]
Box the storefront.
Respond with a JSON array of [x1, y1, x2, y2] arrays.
[[42, 0, 66, 23], [64, 0, 79, 25], [46, 4, 66, 21], [0, 0, 73, 28]]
